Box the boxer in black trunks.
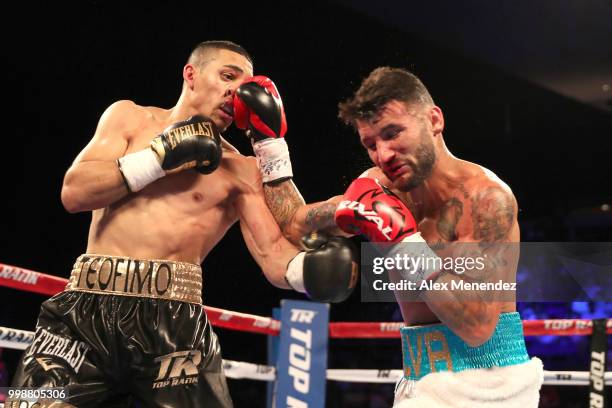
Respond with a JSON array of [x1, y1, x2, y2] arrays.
[[9, 41, 357, 407]]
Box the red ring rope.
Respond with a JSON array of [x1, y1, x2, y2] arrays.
[[1, 262, 610, 338]]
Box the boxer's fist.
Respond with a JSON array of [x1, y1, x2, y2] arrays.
[[335, 178, 418, 243], [117, 115, 222, 192], [151, 115, 221, 174], [234, 76, 293, 183], [234, 76, 287, 142], [286, 233, 359, 303]]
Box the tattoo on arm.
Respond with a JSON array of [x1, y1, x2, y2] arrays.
[[305, 202, 338, 231], [263, 180, 305, 231], [436, 197, 463, 241], [450, 300, 495, 329], [471, 187, 514, 242], [436, 187, 516, 287]]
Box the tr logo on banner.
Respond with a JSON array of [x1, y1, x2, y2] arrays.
[[275, 300, 329, 408], [290, 309, 317, 323]]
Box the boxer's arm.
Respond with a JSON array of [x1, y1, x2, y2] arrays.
[[418, 186, 518, 347], [234, 76, 349, 242], [263, 180, 348, 245], [236, 192, 298, 289], [237, 187, 358, 302], [234, 157, 359, 299], [233, 162, 299, 288], [61, 100, 136, 212], [265, 166, 392, 242]]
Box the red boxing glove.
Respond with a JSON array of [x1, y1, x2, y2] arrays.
[[336, 178, 442, 286], [335, 178, 418, 243], [233, 75, 287, 141]]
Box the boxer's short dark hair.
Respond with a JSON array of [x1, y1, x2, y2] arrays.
[[338, 67, 434, 127], [188, 40, 253, 67]]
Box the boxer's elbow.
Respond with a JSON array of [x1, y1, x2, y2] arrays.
[[259, 247, 294, 290], [61, 178, 92, 213], [264, 265, 292, 289], [61, 167, 82, 213], [270, 276, 292, 290], [61, 185, 84, 213]]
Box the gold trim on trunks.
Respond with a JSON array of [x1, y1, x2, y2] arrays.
[[66, 254, 202, 304]]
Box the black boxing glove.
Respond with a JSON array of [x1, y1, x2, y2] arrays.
[[285, 232, 359, 303], [118, 115, 221, 191]]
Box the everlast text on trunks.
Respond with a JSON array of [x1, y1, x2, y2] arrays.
[[66, 254, 202, 304]]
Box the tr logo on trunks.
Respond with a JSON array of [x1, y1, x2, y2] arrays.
[[402, 330, 453, 378], [24, 328, 90, 373], [152, 350, 202, 389], [76, 256, 172, 296]]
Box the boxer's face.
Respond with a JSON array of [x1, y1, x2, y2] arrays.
[[357, 100, 436, 191], [187, 49, 253, 131]]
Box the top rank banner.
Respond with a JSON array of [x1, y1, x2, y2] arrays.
[[275, 300, 329, 408]]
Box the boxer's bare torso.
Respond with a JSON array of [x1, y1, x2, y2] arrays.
[[63, 100, 297, 287], [364, 163, 518, 326], [85, 104, 257, 265]]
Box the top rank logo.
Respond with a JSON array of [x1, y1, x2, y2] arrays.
[[290, 309, 317, 324], [152, 350, 201, 389]]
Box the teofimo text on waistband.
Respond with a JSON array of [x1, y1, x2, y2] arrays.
[[66, 254, 202, 304]]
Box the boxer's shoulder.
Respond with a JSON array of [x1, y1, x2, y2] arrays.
[[104, 100, 154, 122], [456, 161, 518, 242], [420, 161, 517, 243], [461, 162, 516, 207], [217, 148, 262, 193], [98, 100, 165, 141]]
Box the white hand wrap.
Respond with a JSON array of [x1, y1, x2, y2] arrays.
[[387, 232, 441, 285], [252, 138, 293, 183], [117, 149, 165, 192], [285, 251, 306, 293]]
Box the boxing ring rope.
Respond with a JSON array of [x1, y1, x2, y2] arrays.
[[0, 326, 610, 387], [1, 261, 611, 388]]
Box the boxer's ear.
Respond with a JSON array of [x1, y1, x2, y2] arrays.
[[430, 105, 444, 136], [183, 64, 196, 90]]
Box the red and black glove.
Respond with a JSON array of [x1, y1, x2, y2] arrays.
[[334, 177, 418, 243], [234, 76, 287, 142], [233, 76, 292, 183], [335, 177, 440, 285]]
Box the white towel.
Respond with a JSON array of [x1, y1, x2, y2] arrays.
[[394, 357, 543, 408]]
